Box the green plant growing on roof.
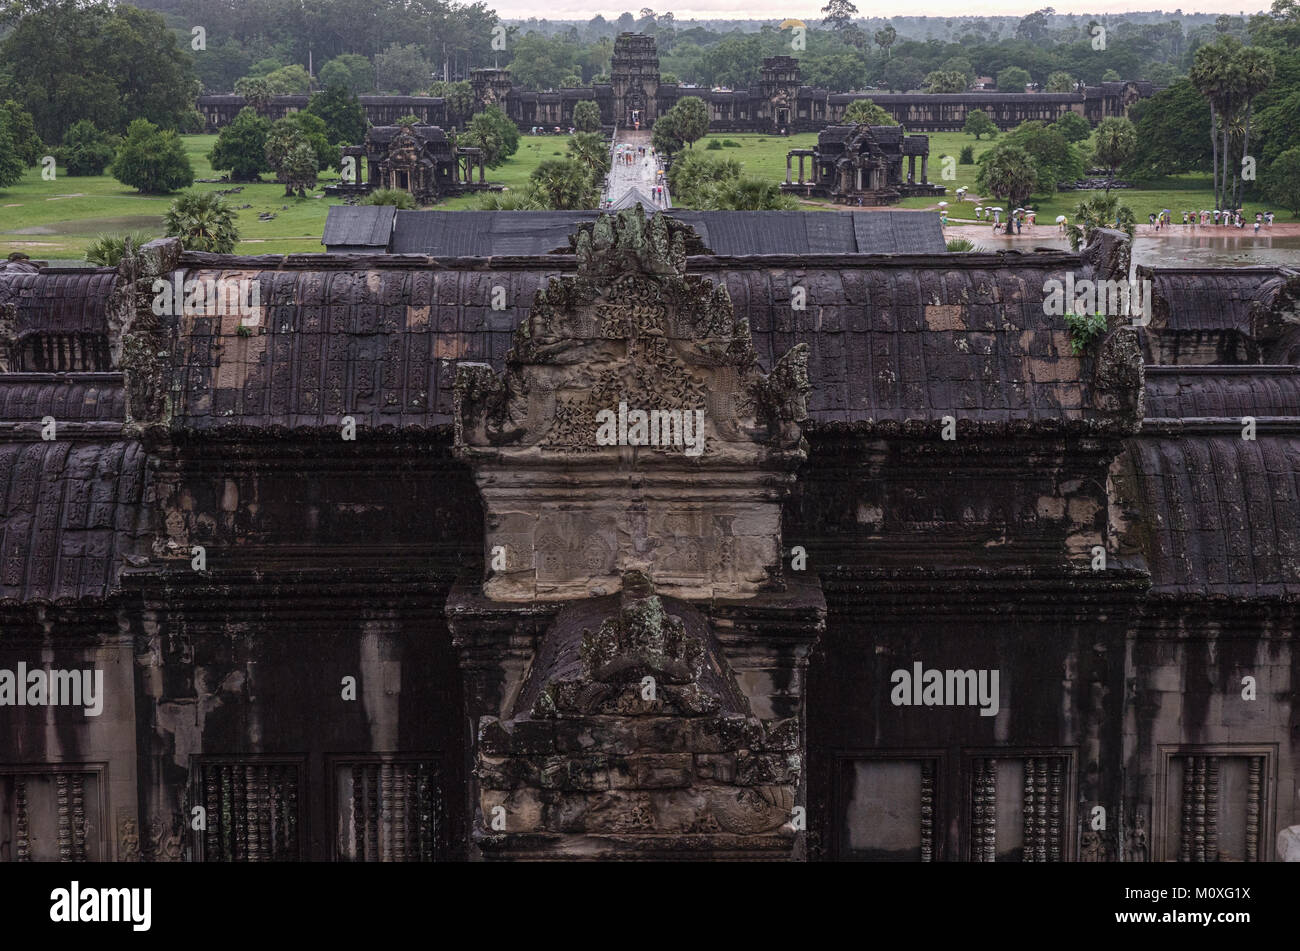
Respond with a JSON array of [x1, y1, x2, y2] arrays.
[[1063, 310, 1107, 355]]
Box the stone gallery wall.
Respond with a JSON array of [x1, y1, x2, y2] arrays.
[[0, 215, 1295, 861]]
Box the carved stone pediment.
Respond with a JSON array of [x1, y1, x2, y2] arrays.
[[474, 572, 800, 855], [454, 208, 811, 601], [457, 208, 808, 462]]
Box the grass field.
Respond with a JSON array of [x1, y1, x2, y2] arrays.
[[0, 129, 1284, 262], [893, 130, 1277, 224], [0, 134, 591, 258]]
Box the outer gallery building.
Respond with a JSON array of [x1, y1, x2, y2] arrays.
[[197, 34, 1155, 136], [0, 208, 1297, 862]]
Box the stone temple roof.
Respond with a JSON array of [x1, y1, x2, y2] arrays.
[[1, 223, 1298, 602], [323, 207, 947, 256], [0, 439, 150, 604], [152, 248, 1103, 434], [1117, 434, 1300, 598]]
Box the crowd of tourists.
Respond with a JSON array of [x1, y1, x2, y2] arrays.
[[966, 204, 1036, 234], [1147, 209, 1276, 233]]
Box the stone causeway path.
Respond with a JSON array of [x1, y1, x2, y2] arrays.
[[602, 129, 671, 210]]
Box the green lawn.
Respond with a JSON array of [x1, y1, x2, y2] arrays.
[[0, 130, 1284, 261], [0, 135, 341, 260], [690, 132, 820, 182], [897, 130, 1276, 224]]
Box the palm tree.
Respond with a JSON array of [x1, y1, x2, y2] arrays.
[[1190, 41, 1227, 209], [1233, 46, 1275, 207], [1065, 193, 1136, 251], [566, 132, 612, 188], [1191, 37, 1273, 211], [703, 177, 797, 210], [84, 231, 154, 267], [234, 77, 274, 117], [475, 188, 545, 210], [163, 191, 240, 254], [977, 144, 1039, 209], [1091, 117, 1137, 193], [530, 159, 597, 210]]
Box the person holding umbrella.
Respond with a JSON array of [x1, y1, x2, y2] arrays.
[[1056, 214, 1067, 235]]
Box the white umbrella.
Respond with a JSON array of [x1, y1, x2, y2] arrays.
[[990, 207, 1003, 212], [937, 201, 948, 207], [1056, 215, 1067, 223]]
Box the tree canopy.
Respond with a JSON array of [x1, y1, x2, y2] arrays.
[[111, 118, 193, 193], [0, 1, 197, 139]]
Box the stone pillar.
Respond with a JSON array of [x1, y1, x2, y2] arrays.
[[921, 155, 928, 184], [785, 154, 792, 184], [479, 154, 485, 183], [908, 155, 916, 184]]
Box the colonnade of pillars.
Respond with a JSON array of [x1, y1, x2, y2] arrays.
[[785, 150, 816, 184], [458, 149, 486, 184]]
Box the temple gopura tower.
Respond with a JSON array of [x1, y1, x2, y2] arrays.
[[0, 209, 1297, 862]]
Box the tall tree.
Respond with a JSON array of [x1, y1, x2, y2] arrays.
[[670, 97, 709, 148], [318, 54, 375, 95], [566, 131, 611, 185], [0, 111, 25, 188], [1, 0, 196, 138], [1261, 146, 1300, 215], [208, 108, 271, 182], [60, 119, 115, 176], [307, 85, 366, 148], [963, 109, 997, 140], [1232, 45, 1275, 206], [234, 77, 275, 116], [1126, 80, 1213, 176], [651, 110, 683, 156], [573, 101, 603, 133], [375, 42, 432, 95], [977, 143, 1040, 206], [873, 23, 897, 60], [996, 66, 1032, 92], [529, 158, 597, 209], [923, 70, 969, 93], [1045, 71, 1075, 93], [111, 119, 193, 194], [1192, 35, 1274, 210], [1015, 7, 1055, 44], [821, 0, 859, 33], [428, 82, 475, 124], [0, 100, 42, 165], [1092, 117, 1137, 191]]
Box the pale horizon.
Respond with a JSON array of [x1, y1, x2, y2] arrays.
[[496, 4, 1267, 20]]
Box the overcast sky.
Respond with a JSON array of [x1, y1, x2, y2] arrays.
[[496, 4, 1264, 20]]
